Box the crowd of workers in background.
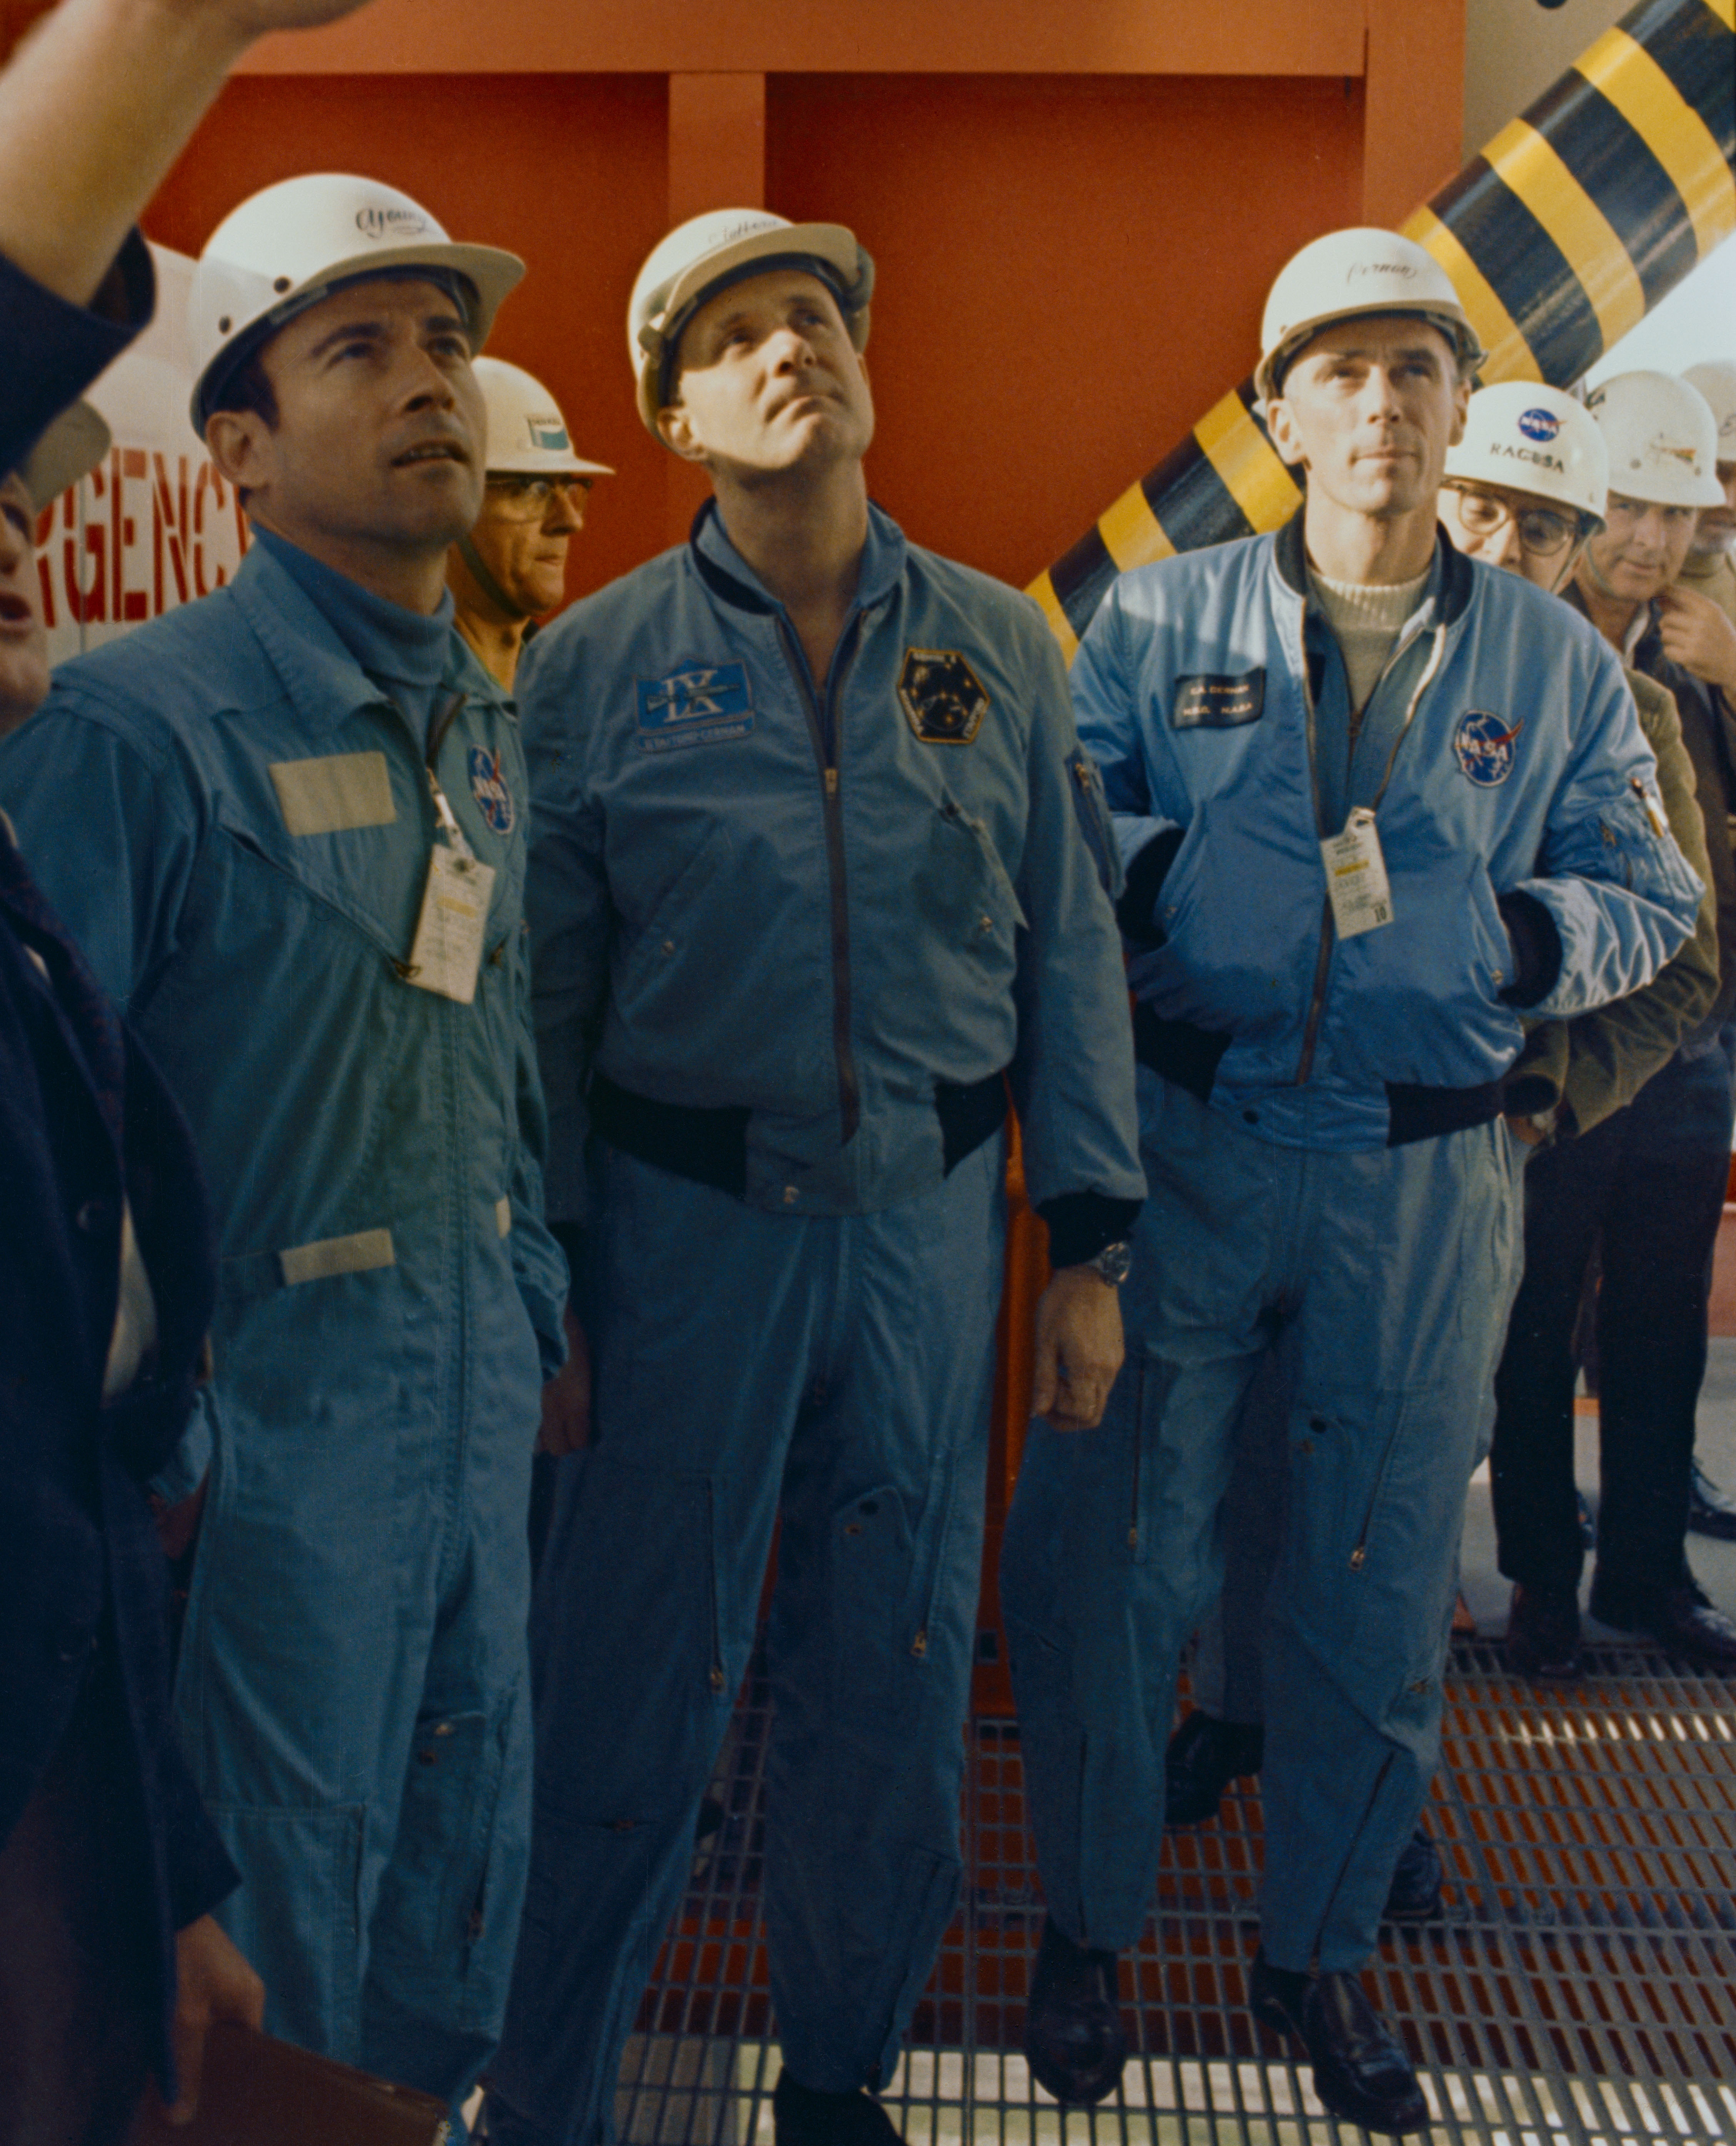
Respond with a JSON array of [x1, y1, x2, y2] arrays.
[[3, 4, 1736, 2146]]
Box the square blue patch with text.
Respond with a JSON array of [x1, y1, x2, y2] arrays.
[[635, 661, 755, 753]]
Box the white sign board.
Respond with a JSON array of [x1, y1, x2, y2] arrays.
[[38, 244, 249, 666]]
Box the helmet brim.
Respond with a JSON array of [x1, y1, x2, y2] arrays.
[[191, 241, 524, 432], [1256, 303, 1482, 405]]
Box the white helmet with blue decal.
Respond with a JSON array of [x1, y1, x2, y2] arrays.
[[1444, 382, 1608, 526], [474, 358, 613, 479]]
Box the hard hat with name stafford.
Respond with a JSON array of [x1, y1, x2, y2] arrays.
[[1682, 362, 1736, 461], [1444, 382, 1608, 528], [1586, 370, 1724, 510], [188, 173, 524, 437], [1255, 227, 1483, 405], [626, 207, 873, 435], [474, 358, 613, 479]]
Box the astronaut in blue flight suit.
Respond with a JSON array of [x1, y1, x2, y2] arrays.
[[484, 209, 1145, 2146], [1001, 230, 1704, 2136], [0, 174, 568, 2125]]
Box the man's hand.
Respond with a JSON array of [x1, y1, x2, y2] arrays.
[[1658, 585, 1736, 695], [159, 1914, 264, 2124], [1505, 1112, 1547, 1148], [1030, 1265, 1125, 1432], [536, 1303, 592, 1456]]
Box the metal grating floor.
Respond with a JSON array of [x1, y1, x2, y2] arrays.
[[614, 1644, 1736, 2144]]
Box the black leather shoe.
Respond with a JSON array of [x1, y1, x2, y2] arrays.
[[1592, 1576, 1736, 1672], [1164, 1710, 1265, 1828], [1506, 1583, 1582, 1681], [1022, 1915, 1126, 2107], [773, 2071, 902, 2143], [1688, 1461, 1736, 1542], [1249, 1951, 1429, 2136], [1382, 1826, 1443, 1922]]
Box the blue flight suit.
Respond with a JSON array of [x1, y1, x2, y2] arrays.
[[1001, 513, 1702, 1976], [0, 535, 567, 2118], [488, 502, 1143, 2145]]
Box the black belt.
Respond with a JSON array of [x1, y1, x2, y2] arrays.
[[1132, 1004, 1501, 1147], [587, 1067, 1008, 1198]]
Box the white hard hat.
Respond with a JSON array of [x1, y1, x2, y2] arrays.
[[1443, 382, 1607, 526], [189, 173, 524, 436], [18, 400, 112, 512], [474, 358, 612, 478], [626, 208, 873, 434], [1682, 361, 1736, 461], [1586, 370, 1724, 510], [1255, 227, 1483, 405]]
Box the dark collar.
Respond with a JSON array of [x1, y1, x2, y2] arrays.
[[1273, 503, 1473, 625]]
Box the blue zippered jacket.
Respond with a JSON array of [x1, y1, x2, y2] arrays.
[[1073, 512, 1704, 1151], [521, 502, 1144, 1260]]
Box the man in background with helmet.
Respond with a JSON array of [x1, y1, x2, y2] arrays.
[[1492, 368, 1736, 1677], [448, 357, 612, 692], [1156, 380, 1719, 1868], [1678, 361, 1736, 633], [488, 207, 1143, 2146], [1001, 230, 1700, 2135], [0, 173, 570, 2122]]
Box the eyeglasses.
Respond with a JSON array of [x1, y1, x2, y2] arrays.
[[485, 476, 593, 520], [1441, 482, 1585, 558]]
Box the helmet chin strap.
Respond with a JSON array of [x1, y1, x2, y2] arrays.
[[455, 530, 525, 623]]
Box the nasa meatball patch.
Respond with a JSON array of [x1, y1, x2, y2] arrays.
[[1453, 710, 1523, 788], [468, 745, 516, 833], [898, 648, 990, 745]]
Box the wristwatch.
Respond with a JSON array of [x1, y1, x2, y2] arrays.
[[1083, 1241, 1132, 1286]]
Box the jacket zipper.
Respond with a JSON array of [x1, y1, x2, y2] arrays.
[[1293, 609, 1447, 1086], [775, 615, 865, 1143]]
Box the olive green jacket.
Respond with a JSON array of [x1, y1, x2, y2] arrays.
[[1504, 665, 1721, 1137]]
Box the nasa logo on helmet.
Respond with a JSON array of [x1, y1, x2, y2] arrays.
[[1453, 710, 1523, 788], [1518, 408, 1561, 444]]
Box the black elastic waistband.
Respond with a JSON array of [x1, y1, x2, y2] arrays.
[[588, 1068, 1008, 1198], [1383, 1080, 1502, 1147], [1133, 1005, 1502, 1146]]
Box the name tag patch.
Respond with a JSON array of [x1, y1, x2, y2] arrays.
[[636, 662, 754, 752], [899, 648, 989, 745], [269, 750, 396, 835], [1173, 672, 1265, 729], [468, 745, 515, 834], [1454, 710, 1523, 787]]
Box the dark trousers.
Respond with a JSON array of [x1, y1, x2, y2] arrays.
[[0, 1652, 153, 2146], [1491, 1034, 1735, 1607]]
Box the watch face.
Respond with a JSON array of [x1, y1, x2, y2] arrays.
[[1095, 1241, 1133, 1285]]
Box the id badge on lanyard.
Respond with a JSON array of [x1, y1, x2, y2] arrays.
[[401, 696, 496, 1004], [1320, 806, 1393, 938]]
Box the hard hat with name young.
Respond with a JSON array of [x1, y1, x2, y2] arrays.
[[19, 401, 112, 513], [1682, 361, 1736, 462], [1255, 227, 1483, 405], [1443, 382, 1607, 527], [1586, 370, 1724, 510], [189, 173, 525, 437], [474, 358, 613, 479], [626, 208, 874, 434]]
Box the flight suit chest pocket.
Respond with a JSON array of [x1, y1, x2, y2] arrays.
[[931, 796, 1026, 950]]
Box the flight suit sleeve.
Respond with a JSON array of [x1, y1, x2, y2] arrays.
[[1504, 638, 1705, 1021], [520, 638, 613, 1240], [1504, 676, 1719, 1136], [1068, 583, 1187, 948], [504, 913, 571, 1380], [1007, 603, 1145, 1256], [0, 676, 203, 1007]]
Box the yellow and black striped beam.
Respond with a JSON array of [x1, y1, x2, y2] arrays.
[[1030, 0, 1736, 662]]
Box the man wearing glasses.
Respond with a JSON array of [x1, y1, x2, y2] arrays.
[[449, 357, 612, 691], [1490, 370, 1736, 1676]]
